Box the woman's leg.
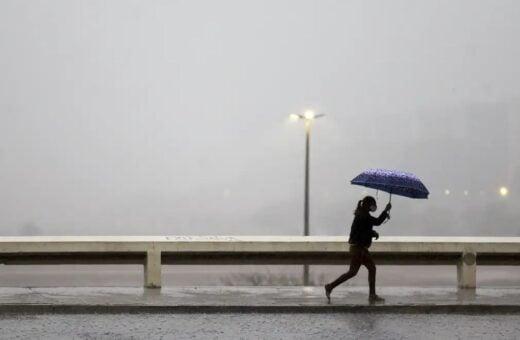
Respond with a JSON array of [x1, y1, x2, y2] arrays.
[[361, 249, 384, 302], [361, 249, 377, 296], [327, 247, 363, 290]]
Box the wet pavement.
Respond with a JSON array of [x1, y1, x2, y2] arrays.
[[1, 312, 519, 339], [0, 286, 519, 313], [1, 286, 519, 339]]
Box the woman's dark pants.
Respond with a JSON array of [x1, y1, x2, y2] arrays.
[[328, 244, 376, 295]]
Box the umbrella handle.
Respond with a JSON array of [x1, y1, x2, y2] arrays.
[[386, 193, 392, 222]]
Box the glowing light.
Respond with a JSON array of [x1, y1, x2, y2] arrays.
[[499, 187, 509, 197], [444, 189, 451, 196], [303, 110, 315, 120], [289, 114, 300, 121], [464, 190, 469, 196]]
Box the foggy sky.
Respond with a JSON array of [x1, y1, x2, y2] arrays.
[[0, 0, 519, 236]]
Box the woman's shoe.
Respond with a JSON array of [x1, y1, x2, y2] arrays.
[[324, 284, 332, 303], [368, 294, 385, 304]]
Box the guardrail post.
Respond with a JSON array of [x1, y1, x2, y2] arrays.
[[144, 249, 162, 288], [457, 251, 476, 289]]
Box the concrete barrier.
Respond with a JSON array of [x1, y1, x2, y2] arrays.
[[1, 236, 519, 289]]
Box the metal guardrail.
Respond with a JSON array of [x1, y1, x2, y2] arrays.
[[1, 236, 519, 289]]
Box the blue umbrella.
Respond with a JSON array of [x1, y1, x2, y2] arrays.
[[351, 168, 429, 202]]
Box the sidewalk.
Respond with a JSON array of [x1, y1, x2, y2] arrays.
[[0, 286, 519, 313]]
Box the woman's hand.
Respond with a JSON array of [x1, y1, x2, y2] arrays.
[[372, 231, 379, 240]]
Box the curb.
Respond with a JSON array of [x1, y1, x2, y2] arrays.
[[0, 304, 519, 314]]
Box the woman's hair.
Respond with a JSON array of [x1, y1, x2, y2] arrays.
[[354, 196, 377, 216]]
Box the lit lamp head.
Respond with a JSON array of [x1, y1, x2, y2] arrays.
[[303, 110, 316, 120], [499, 186, 509, 197], [289, 113, 301, 121], [289, 110, 325, 122]]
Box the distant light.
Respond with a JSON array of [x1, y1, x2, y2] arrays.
[[303, 110, 315, 120], [464, 190, 469, 196], [289, 114, 300, 121], [444, 189, 451, 196], [499, 187, 509, 197]]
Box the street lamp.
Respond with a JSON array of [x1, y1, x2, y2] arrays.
[[290, 110, 325, 286]]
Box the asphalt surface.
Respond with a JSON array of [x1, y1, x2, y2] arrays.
[[0, 286, 519, 339], [0, 312, 519, 339]]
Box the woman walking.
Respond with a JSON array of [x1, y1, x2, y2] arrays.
[[325, 196, 391, 303]]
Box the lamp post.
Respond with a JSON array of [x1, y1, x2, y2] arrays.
[[290, 110, 325, 286]]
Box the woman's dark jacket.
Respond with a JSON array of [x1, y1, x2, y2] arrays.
[[348, 210, 388, 248]]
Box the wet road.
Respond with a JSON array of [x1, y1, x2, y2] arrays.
[[0, 312, 519, 339], [1, 286, 519, 339]]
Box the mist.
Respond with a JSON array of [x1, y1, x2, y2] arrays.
[[1, 0, 519, 237]]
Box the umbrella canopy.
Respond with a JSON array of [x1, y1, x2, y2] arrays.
[[351, 168, 429, 201]]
